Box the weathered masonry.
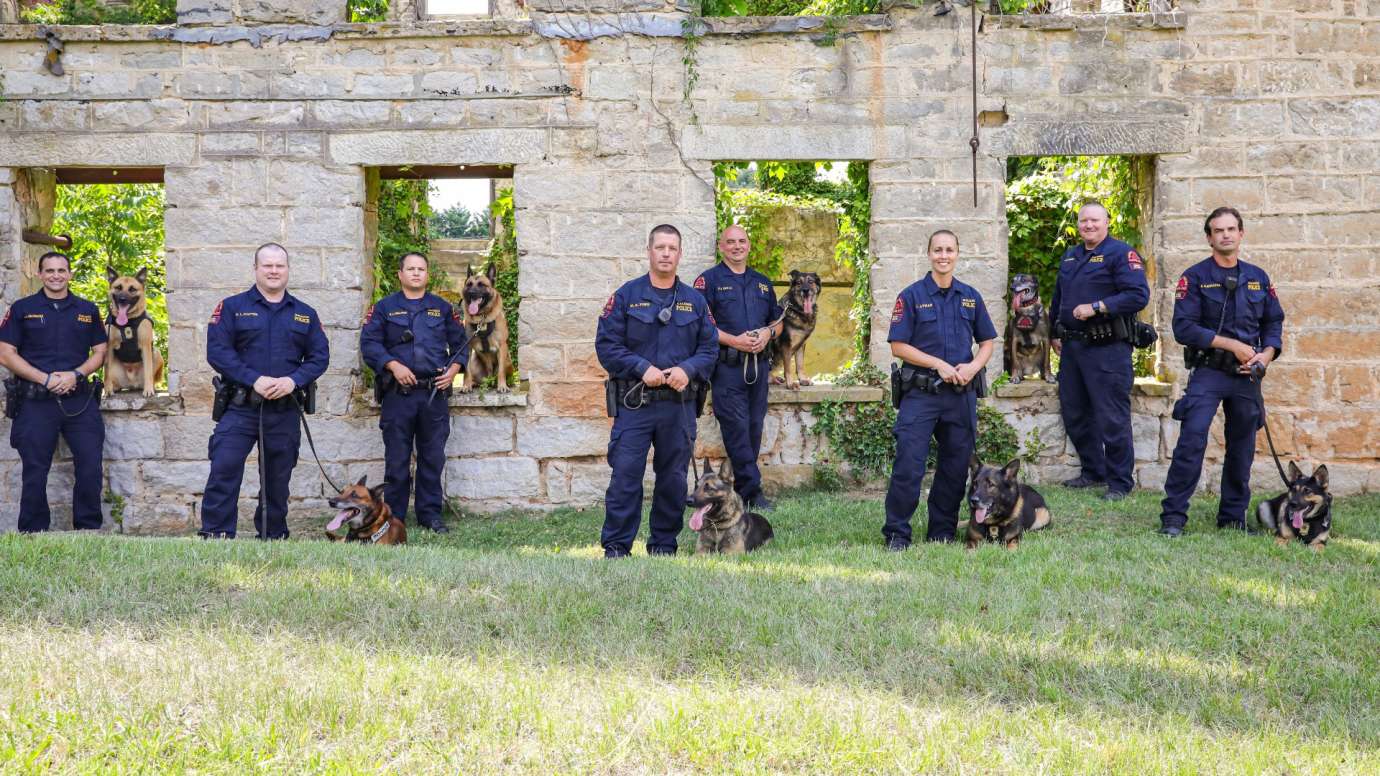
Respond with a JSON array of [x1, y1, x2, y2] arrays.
[[1, 1, 1377, 533]]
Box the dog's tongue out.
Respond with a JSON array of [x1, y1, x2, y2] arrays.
[[973, 506, 989, 524], [326, 509, 351, 532], [1290, 509, 1306, 531], [467, 299, 481, 316], [689, 505, 710, 532], [803, 295, 814, 315], [115, 304, 129, 327]]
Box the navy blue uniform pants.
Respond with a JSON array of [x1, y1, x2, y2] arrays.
[[10, 392, 104, 532], [602, 397, 697, 556], [1058, 340, 1135, 493], [200, 405, 301, 538], [1160, 369, 1261, 529], [884, 389, 976, 543], [380, 389, 450, 525], [711, 358, 769, 505]]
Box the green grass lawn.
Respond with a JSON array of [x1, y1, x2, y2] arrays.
[[2, 486, 1377, 774]]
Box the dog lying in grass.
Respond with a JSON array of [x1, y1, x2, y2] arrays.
[[325, 476, 406, 545], [964, 457, 1051, 550], [1257, 462, 1332, 551], [688, 458, 773, 555]]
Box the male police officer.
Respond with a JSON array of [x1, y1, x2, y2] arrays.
[[1158, 208, 1284, 537], [360, 252, 467, 534], [198, 243, 329, 539], [596, 224, 718, 558], [694, 225, 783, 511], [1049, 202, 1150, 501], [0, 252, 108, 532]]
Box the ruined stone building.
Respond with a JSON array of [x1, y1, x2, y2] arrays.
[[1, 0, 1376, 533]]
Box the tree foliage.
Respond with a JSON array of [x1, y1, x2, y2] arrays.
[[700, 0, 879, 16], [372, 179, 444, 304], [429, 204, 491, 239], [347, 0, 390, 22], [20, 0, 176, 23], [51, 183, 169, 364]]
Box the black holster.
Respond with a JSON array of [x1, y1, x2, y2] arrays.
[[4, 377, 19, 420], [1184, 346, 1243, 376], [298, 381, 316, 414], [694, 380, 709, 418], [604, 378, 619, 418]]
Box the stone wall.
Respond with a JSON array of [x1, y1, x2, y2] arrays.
[[0, 0, 1377, 533]]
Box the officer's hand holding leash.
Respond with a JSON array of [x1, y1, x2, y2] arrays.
[[664, 367, 691, 392], [641, 365, 667, 387], [954, 361, 982, 386], [934, 361, 962, 384], [48, 371, 79, 395], [1239, 347, 1274, 375]]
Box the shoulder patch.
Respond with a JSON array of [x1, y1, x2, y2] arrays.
[[1268, 284, 1278, 299], [891, 296, 905, 323], [1127, 250, 1144, 271], [363, 304, 375, 325], [452, 308, 462, 324], [0, 310, 9, 328], [693, 275, 706, 291], [601, 294, 615, 319], [209, 301, 223, 324], [1175, 276, 1189, 301]]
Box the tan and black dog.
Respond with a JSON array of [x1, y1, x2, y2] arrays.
[[964, 457, 1052, 549], [770, 269, 820, 390], [1004, 273, 1054, 384], [460, 263, 511, 393], [1257, 462, 1332, 551], [688, 458, 773, 555], [325, 476, 407, 545], [105, 266, 164, 397]]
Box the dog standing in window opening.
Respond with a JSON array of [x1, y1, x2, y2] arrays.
[[1004, 273, 1054, 384], [460, 263, 511, 393], [105, 266, 164, 397], [770, 269, 820, 390]]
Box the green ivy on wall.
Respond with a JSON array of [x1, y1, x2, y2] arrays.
[[484, 187, 520, 382]]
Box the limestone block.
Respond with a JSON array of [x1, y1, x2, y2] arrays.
[[284, 206, 364, 248], [91, 100, 195, 131], [238, 0, 345, 24], [312, 101, 394, 128], [566, 461, 611, 504], [162, 415, 217, 460], [200, 133, 261, 156], [175, 71, 268, 99], [165, 207, 284, 248], [986, 119, 1190, 157], [120, 501, 196, 536], [1132, 413, 1161, 463], [329, 129, 548, 166], [0, 134, 196, 168], [273, 73, 349, 99], [683, 125, 906, 162], [349, 74, 416, 99], [140, 461, 210, 494], [165, 159, 269, 208], [445, 457, 541, 500], [103, 417, 165, 460], [446, 414, 517, 456], [177, 0, 233, 25], [320, 250, 366, 290], [1288, 98, 1380, 138], [419, 71, 480, 96], [205, 102, 307, 129], [298, 417, 385, 461], [516, 417, 610, 459], [266, 161, 363, 207], [777, 408, 824, 466], [20, 101, 89, 132], [1, 71, 71, 98]]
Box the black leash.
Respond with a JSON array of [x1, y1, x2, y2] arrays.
[[1250, 365, 1292, 489], [291, 393, 343, 494]]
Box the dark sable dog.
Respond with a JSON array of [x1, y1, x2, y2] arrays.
[[688, 458, 773, 555], [461, 264, 511, 393], [770, 269, 820, 390], [1004, 273, 1053, 384], [325, 476, 407, 545], [105, 266, 165, 397], [1257, 462, 1332, 551], [964, 457, 1052, 549]]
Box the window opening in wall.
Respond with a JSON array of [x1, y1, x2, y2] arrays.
[[366, 165, 518, 392], [428, 0, 490, 15], [16, 0, 177, 24], [990, 0, 1178, 15], [699, 0, 879, 18], [46, 168, 169, 395], [1003, 154, 1161, 383], [712, 160, 873, 385]]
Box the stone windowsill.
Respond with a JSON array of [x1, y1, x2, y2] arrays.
[[993, 378, 1171, 399], [984, 9, 1185, 31], [765, 383, 884, 405], [99, 392, 183, 413]]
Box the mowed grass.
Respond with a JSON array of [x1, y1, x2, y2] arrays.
[[1, 486, 1377, 774]]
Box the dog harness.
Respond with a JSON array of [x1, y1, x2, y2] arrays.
[[1013, 305, 1042, 333], [469, 319, 496, 353], [105, 311, 152, 364]]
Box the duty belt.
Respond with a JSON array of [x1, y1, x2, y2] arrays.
[[890, 364, 981, 408], [717, 347, 744, 366], [1184, 346, 1250, 376]]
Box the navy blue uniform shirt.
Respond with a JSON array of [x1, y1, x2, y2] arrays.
[[693, 263, 783, 336], [888, 273, 998, 365], [206, 286, 329, 387], [596, 274, 718, 381], [0, 291, 106, 372], [1050, 236, 1150, 331], [1172, 257, 1284, 356], [359, 291, 468, 375]]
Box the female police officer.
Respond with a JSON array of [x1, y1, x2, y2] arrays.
[[882, 230, 997, 550]]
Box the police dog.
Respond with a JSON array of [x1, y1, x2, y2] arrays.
[[460, 263, 511, 393], [770, 269, 820, 390], [105, 266, 164, 397], [1257, 462, 1332, 551], [325, 476, 407, 545], [964, 457, 1052, 549], [688, 458, 773, 555], [1004, 273, 1054, 384]]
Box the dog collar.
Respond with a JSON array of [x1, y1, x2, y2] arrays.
[[369, 523, 390, 543]]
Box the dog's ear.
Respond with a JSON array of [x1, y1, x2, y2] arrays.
[[1311, 464, 1329, 488], [106, 265, 117, 284], [789, 269, 800, 280], [466, 265, 475, 278], [969, 453, 981, 477], [355, 474, 368, 488], [369, 482, 387, 504], [135, 267, 148, 284], [702, 457, 713, 477], [486, 263, 498, 283], [718, 457, 734, 483], [1287, 460, 1302, 482], [1001, 458, 1021, 481]]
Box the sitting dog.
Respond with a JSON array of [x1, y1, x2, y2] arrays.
[[1004, 273, 1053, 384], [325, 476, 407, 545], [460, 264, 511, 393], [105, 266, 164, 397], [770, 269, 820, 390], [688, 458, 773, 555], [964, 457, 1051, 549], [1257, 462, 1332, 551]]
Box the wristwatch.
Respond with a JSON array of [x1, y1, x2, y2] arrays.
[[1095, 301, 1106, 314], [73, 367, 84, 379]]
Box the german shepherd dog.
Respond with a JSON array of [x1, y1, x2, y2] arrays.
[[1257, 462, 1332, 550], [325, 476, 407, 544], [688, 458, 773, 555], [460, 264, 511, 393], [105, 266, 164, 397], [1004, 273, 1054, 384], [770, 269, 820, 390], [964, 457, 1052, 549]]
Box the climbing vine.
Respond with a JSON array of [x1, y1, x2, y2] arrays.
[[484, 187, 521, 382]]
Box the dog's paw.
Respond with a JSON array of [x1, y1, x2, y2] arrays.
[[1009, 375, 1023, 384], [798, 378, 813, 387], [458, 385, 473, 394], [786, 380, 800, 390], [142, 388, 156, 398], [495, 385, 512, 394], [770, 376, 785, 385]]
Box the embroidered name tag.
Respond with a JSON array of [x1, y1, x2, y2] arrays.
[[388, 310, 409, 317], [675, 301, 695, 312], [758, 283, 770, 294], [629, 302, 651, 308], [24, 313, 43, 321], [962, 298, 976, 309], [236, 311, 258, 318], [1088, 255, 1104, 263], [293, 313, 311, 324], [1247, 281, 1262, 291], [717, 286, 734, 292], [917, 303, 934, 309], [1201, 283, 1222, 289], [426, 308, 441, 317], [77, 313, 93, 323]]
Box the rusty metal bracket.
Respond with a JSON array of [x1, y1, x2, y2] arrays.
[[21, 230, 73, 250], [41, 28, 64, 76]]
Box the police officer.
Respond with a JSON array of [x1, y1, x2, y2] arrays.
[[694, 225, 783, 511], [1158, 207, 1284, 537], [0, 252, 108, 532], [360, 252, 467, 534], [883, 230, 997, 549], [596, 224, 718, 558], [198, 243, 329, 539], [1049, 202, 1150, 501]]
